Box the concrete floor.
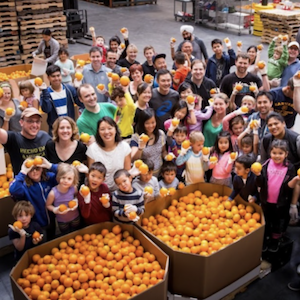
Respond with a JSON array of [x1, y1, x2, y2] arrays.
[[1, 1, 300, 300]]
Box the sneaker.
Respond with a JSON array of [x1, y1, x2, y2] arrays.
[[268, 239, 279, 253], [288, 281, 300, 291]]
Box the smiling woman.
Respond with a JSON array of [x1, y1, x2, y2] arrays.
[[86, 117, 131, 191]]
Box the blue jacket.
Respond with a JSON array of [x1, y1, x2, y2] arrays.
[[40, 84, 84, 134], [205, 49, 236, 85], [9, 164, 58, 227]]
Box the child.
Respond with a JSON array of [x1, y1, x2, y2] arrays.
[[239, 135, 255, 156], [78, 162, 112, 226], [178, 82, 213, 133], [110, 85, 135, 139], [9, 157, 58, 240], [222, 107, 246, 152], [252, 140, 300, 252], [206, 38, 236, 86], [209, 131, 236, 187], [228, 154, 259, 203], [241, 95, 256, 122], [46, 163, 80, 234], [238, 121, 260, 156], [176, 131, 209, 185], [173, 52, 190, 90], [159, 161, 179, 189], [18, 80, 39, 110], [89, 27, 107, 63], [8, 201, 43, 261], [142, 46, 156, 77], [166, 125, 187, 180], [133, 159, 160, 203], [112, 169, 144, 223], [54, 48, 75, 84], [165, 100, 196, 137], [267, 36, 288, 81]]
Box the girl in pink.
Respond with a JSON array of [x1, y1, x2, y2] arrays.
[[46, 163, 80, 234], [253, 140, 300, 252], [222, 106, 246, 152], [209, 131, 236, 187], [18, 80, 39, 110]]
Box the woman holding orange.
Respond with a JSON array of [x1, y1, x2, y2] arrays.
[[0, 83, 22, 131]]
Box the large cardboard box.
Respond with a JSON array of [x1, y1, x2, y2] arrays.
[[70, 53, 90, 67], [10, 222, 169, 300], [137, 183, 265, 299]]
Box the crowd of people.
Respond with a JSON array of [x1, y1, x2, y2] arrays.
[[1, 25, 300, 290]]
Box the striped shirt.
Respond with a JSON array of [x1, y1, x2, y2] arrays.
[[49, 85, 67, 116], [112, 188, 144, 224]]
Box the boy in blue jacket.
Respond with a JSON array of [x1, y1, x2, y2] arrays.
[[206, 38, 236, 87], [9, 156, 58, 240]]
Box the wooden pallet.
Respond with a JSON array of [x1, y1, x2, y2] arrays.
[[0, 30, 19, 38], [0, 60, 23, 68], [0, 35, 19, 43], [0, 21, 18, 27], [0, 49, 20, 57], [0, 11, 17, 18], [17, 11, 63, 21], [16, 2, 63, 11], [20, 16, 66, 26], [0, 54, 21, 62], [17, 7, 63, 16], [16, 0, 62, 4], [20, 22, 67, 31]]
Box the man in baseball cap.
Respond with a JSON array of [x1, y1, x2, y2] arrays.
[[0, 107, 50, 175], [280, 41, 300, 86]]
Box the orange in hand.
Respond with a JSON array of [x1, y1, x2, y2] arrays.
[[282, 35, 288, 41], [181, 140, 190, 149], [33, 157, 43, 166], [111, 73, 120, 81], [240, 106, 249, 113], [20, 101, 28, 108], [171, 118, 179, 127], [59, 204, 68, 212], [257, 61, 265, 69], [80, 185, 90, 197], [144, 186, 153, 194], [297, 168, 300, 176], [121, 67, 127, 73], [120, 27, 127, 33], [97, 83, 105, 90], [139, 163, 149, 175], [140, 133, 150, 143], [165, 153, 174, 161], [13, 221, 23, 229], [25, 159, 34, 168], [120, 76, 130, 86], [134, 159, 143, 168], [80, 133, 90, 143], [202, 147, 209, 155], [5, 107, 14, 116], [32, 231, 41, 239], [249, 85, 256, 92], [210, 156, 218, 163], [186, 95, 195, 104], [235, 84, 243, 91], [129, 211, 137, 220], [75, 72, 83, 80], [68, 200, 77, 208], [171, 37, 176, 43], [34, 77, 43, 86], [257, 44, 263, 50], [230, 152, 237, 160], [120, 43, 125, 49], [210, 88, 217, 94], [237, 41, 242, 47], [224, 38, 229, 43], [100, 195, 109, 205], [160, 187, 169, 197], [72, 160, 81, 166], [178, 182, 185, 189], [251, 162, 262, 173], [77, 59, 85, 67], [144, 74, 153, 83]]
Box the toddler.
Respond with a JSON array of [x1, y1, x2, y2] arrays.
[[112, 169, 144, 223], [18, 80, 39, 110], [173, 52, 190, 90], [46, 163, 80, 234], [133, 159, 160, 203], [159, 161, 179, 189], [176, 131, 209, 185], [241, 95, 256, 122], [54, 48, 75, 84], [8, 201, 43, 261], [78, 162, 112, 226], [90, 27, 107, 63]]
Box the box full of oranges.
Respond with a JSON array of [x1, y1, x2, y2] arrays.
[[70, 53, 91, 68], [10, 222, 169, 300], [137, 183, 265, 299]]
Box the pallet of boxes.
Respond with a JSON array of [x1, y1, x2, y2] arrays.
[[16, 0, 68, 64]]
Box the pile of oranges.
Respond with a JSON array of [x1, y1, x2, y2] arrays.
[[16, 225, 165, 300], [141, 191, 262, 256], [0, 163, 13, 198], [0, 70, 31, 82]]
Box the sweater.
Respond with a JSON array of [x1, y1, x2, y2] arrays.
[[210, 152, 234, 179], [267, 41, 288, 80]]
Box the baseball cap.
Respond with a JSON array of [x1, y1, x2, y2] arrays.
[[21, 107, 42, 119], [288, 41, 299, 49], [152, 53, 166, 64]]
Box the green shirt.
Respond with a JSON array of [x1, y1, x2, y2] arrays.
[[203, 119, 223, 147], [77, 103, 117, 135]]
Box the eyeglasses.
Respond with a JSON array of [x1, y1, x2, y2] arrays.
[[23, 119, 42, 124]]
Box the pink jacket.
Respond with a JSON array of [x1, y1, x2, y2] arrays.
[[210, 152, 234, 179]]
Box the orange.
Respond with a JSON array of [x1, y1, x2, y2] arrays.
[[224, 37, 229, 43], [160, 188, 169, 197], [282, 35, 288, 41], [178, 182, 185, 189], [80, 186, 90, 197], [134, 159, 143, 168], [202, 147, 209, 155], [129, 211, 137, 220], [107, 72, 112, 77], [68, 200, 77, 209], [100, 195, 109, 205], [186, 95, 195, 104], [34, 77, 43, 86], [5, 107, 14, 116], [75, 73, 83, 81], [33, 157, 43, 166], [139, 163, 149, 175], [209, 156, 218, 163], [32, 231, 41, 239], [120, 43, 125, 49], [120, 67, 127, 73], [13, 220, 23, 229], [111, 73, 120, 81], [235, 84, 243, 91], [257, 44, 263, 50], [171, 37, 176, 43], [210, 88, 216, 94], [144, 186, 153, 194], [77, 59, 85, 67], [72, 160, 81, 166], [165, 153, 174, 161], [120, 76, 130, 86], [237, 41, 242, 47], [120, 27, 126, 33], [257, 61, 265, 69], [80, 133, 90, 143], [171, 118, 179, 127], [59, 204, 68, 212], [140, 134, 149, 143], [144, 74, 153, 83], [297, 168, 300, 176], [230, 152, 237, 160], [20, 101, 28, 108], [251, 162, 262, 173], [97, 83, 104, 90], [249, 85, 256, 92], [181, 140, 190, 149], [249, 120, 258, 129]]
